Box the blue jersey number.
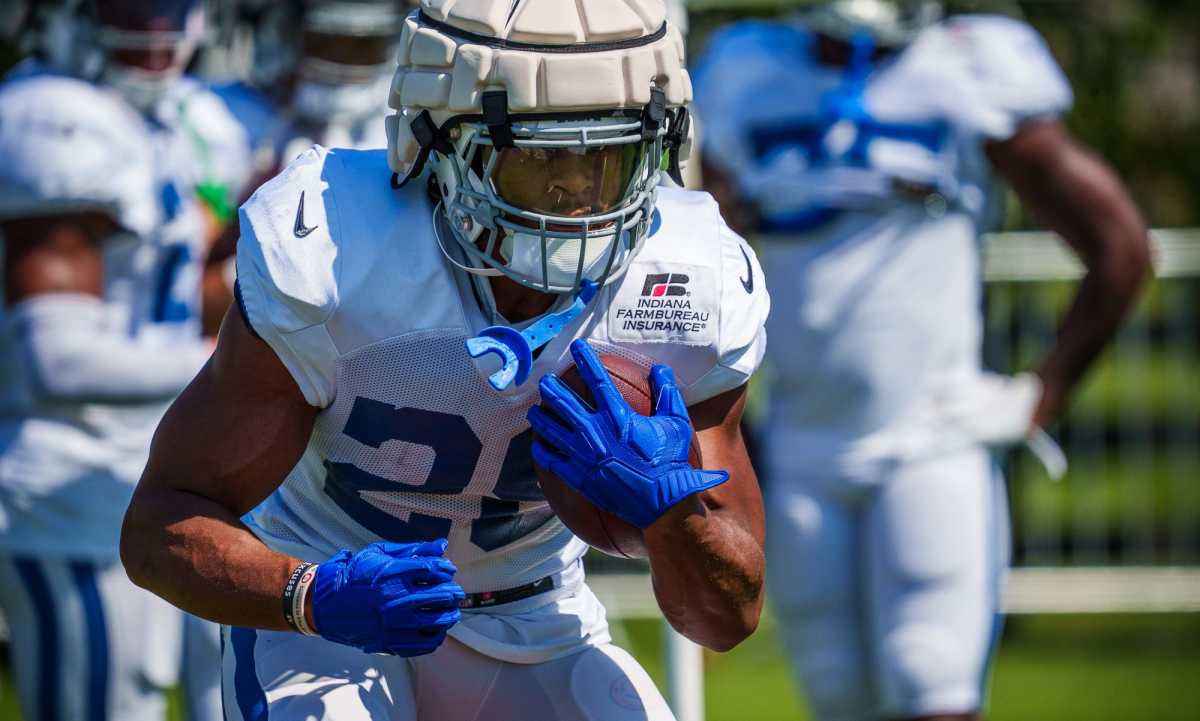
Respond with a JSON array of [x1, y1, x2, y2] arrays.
[[323, 397, 552, 551], [152, 245, 195, 323]]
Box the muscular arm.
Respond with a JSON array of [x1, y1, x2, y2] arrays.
[[987, 121, 1152, 427], [643, 384, 765, 652], [120, 306, 321, 630]]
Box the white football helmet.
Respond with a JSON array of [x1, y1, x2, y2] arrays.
[[388, 0, 694, 295], [0, 76, 159, 236], [803, 0, 942, 47]]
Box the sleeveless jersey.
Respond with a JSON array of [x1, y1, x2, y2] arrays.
[[0, 69, 209, 557], [235, 146, 768, 661], [692, 15, 1072, 472]]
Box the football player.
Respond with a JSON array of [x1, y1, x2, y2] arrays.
[[214, 0, 413, 182], [195, 0, 411, 335], [1, 1, 234, 719], [693, 2, 1151, 721], [120, 2, 769, 719], [0, 3, 219, 720]]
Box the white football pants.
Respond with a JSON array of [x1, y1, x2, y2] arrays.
[[765, 446, 1009, 721], [220, 627, 675, 721], [0, 554, 183, 721]]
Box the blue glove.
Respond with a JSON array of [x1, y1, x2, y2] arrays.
[[311, 539, 465, 656], [527, 339, 729, 529]]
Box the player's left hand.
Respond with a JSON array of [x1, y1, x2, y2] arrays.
[[928, 371, 1042, 446], [527, 339, 729, 530], [924, 371, 1067, 479]]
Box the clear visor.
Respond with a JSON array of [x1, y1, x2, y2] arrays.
[[434, 113, 663, 294], [485, 143, 645, 220]]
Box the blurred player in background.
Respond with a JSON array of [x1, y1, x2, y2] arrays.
[[213, 0, 412, 184], [0, 2, 227, 720], [120, 2, 769, 719], [213, 0, 689, 179], [193, 0, 412, 334], [693, 1, 1151, 720]]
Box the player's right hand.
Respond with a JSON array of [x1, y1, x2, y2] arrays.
[[311, 539, 464, 657], [527, 339, 730, 530]]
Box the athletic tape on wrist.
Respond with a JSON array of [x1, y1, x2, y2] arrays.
[[282, 562, 318, 635]]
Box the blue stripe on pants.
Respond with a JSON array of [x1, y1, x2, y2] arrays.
[[69, 562, 110, 721], [980, 466, 1008, 701], [230, 627, 269, 721], [13, 559, 58, 721], [220, 626, 228, 721]]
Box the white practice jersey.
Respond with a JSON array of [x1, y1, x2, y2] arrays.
[[0, 68, 208, 557], [157, 75, 254, 225], [236, 146, 768, 660], [693, 15, 1071, 471]]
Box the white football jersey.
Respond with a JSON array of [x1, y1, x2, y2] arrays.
[[692, 15, 1071, 469], [157, 75, 254, 223], [0, 68, 208, 557], [235, 146, 768, 660], [695, 14, 1072, 227]]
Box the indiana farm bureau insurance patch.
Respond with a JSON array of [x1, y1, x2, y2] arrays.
[[608, 263, 717, 346]]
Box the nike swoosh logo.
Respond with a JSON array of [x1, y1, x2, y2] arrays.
[[739, 244, 754, 294], [293, 191, 318, 238]]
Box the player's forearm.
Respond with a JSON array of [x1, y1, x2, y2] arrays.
[[988, 121, 1153, 427], [643, 493, 765, 652], [121, 484, 301, 631], [11, 294, 211, 405], [1029, 179, 1151, 427], [1034, 232, 1149, 425]]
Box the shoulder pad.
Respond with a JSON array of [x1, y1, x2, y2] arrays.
[[237, 145, 341, 334], [597, 188, 769, 404], [0, 72, 144, 137], [924, 15, 1072, 137]]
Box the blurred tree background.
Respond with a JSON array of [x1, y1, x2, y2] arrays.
[[686, 0, 1200, 229]]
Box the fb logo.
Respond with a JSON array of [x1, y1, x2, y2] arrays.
[[641, 273, 689, 297]]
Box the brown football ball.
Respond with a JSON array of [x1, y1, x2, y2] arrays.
[[533, 353, 701, 559]]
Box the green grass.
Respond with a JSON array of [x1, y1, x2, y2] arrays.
[[616, 612, 1200, 721], [2, 613, 1197, 720]]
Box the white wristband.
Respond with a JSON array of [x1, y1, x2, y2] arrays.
[[291, 564, 319, 637]]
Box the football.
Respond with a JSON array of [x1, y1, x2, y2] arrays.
[[533, 353, 701, 559]]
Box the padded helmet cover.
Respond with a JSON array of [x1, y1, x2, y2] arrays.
[[386, 0, 693, 179]]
